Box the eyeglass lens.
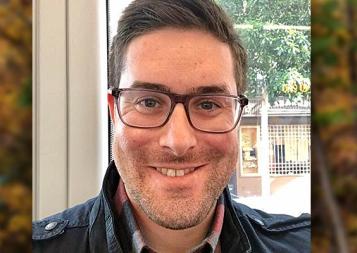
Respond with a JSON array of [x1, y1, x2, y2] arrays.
[[118, 90, 241, 132]]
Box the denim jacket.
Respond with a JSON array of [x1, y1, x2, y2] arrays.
[[33, 162, 311, 253]]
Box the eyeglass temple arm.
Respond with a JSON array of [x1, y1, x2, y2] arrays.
[[108, 87, 120, 98], [239, 95, 249, 107]]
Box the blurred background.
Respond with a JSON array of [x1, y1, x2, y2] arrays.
[[0, 0, 32, 252], [311, 0, 357, 252], [0, 0, 356, 252]]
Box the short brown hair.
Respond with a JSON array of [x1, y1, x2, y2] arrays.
[[109, 0, 247, 94]]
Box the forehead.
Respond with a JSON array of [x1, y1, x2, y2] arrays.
[[120, 28, 237, 94]]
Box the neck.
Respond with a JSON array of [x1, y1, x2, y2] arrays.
[[131, 202, 216, 253]]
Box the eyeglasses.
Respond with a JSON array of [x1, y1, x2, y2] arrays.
[[108, 88, 248, 133]]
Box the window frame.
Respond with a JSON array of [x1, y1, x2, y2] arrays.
[[32, 0, 109, 220]]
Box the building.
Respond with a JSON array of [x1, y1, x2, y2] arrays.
[[230, 96, 311, 198]]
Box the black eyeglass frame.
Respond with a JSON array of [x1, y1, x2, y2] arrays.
[[108, 87, 249, 134]]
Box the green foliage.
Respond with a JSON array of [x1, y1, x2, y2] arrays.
[[217, 0, 310, 25], [311, 0, 357, 250], [313, 110, 353, 126], [19, 78, 32, 107], [217, 0, 311, 103]]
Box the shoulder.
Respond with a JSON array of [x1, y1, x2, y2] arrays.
[[232, 200, 311, 231], [232, 200, 310, 252], [32, 197, 98, 252]]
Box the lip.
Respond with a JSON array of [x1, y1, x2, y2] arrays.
[[151, 164, 205, 170]]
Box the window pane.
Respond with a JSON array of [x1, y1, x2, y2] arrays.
[[240, 127, 259, 174], [220, 0, 311, 215]]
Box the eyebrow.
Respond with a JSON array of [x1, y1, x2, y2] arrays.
[[191, 85, 230, 94], [130, 81, 171, 92], [130, 81, 230, 94]]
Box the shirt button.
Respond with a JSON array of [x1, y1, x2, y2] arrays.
[[45, 221, 58, 231]]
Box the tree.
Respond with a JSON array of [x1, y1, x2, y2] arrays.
[[311, 0, 357, 251], [0, 0, 32, 252], [217, 0, 311, 104]]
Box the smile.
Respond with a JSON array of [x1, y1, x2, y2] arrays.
[[155, 167, 196, 177]]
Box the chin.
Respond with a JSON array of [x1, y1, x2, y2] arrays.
[[140, 195, 215, 230]]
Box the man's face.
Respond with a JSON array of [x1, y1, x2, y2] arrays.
[[111, 28, 238, 230]]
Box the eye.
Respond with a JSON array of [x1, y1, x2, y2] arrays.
[[197, 101, 221, 111], [137, 98, 160, 108]]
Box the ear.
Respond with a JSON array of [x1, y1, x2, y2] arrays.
[[107, 92, 116, 125]]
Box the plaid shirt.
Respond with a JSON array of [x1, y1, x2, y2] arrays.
[[114, 179, 224, 253]]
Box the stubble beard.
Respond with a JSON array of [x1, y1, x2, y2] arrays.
[[113, 138, 237, 230]]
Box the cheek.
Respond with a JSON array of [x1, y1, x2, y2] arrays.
[[202, 131, 238, 154], [113, 122, 155, 152], [113, 107, 151, 149]]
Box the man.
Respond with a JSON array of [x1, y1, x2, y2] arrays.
[[33, 0, 310, 252]]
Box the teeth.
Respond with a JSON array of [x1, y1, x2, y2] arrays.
[[167, 169, 175, 177], [156, 167, 196, 177], [176, 170, 184, 177]]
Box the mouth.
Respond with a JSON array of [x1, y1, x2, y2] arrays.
[[154, 167, 197, 177]]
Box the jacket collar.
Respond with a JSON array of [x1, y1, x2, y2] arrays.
[[221, 188, 252, 253]]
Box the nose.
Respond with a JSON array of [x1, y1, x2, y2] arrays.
[[159, 104, 197, 157]]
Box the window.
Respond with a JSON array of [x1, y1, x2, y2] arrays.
[[240, 127, 260, 175], [269, 125, 311, 175], [219, 0, 311, 215]]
